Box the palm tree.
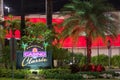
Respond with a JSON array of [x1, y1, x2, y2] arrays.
[[59, 0, 118, 64]]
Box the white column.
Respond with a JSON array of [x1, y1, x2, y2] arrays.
[[0, 0, 4, 18]]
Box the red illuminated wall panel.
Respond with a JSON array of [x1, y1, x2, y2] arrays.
[[4, 16, 120, 47]]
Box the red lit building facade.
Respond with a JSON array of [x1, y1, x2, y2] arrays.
[[4, 12, 120, 56]]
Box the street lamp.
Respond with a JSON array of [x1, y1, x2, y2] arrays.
[[107, 40, 111, 68], [5, 6, 10, 13]]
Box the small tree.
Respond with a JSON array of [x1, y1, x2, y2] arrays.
[[20, 22, 54, 50]]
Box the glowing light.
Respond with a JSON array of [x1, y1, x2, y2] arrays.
[[23, 51, 46, 58], [30, 69, 39, 74], [5, 6, 10, 13]]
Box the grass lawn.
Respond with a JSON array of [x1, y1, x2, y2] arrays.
[[0, 78, 119, 80], [0, 78, 23, 80]]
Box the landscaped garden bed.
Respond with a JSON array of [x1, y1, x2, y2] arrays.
[[0, 68, 119, 80]]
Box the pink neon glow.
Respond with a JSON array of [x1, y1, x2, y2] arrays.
[[23, 51, 46, 57]]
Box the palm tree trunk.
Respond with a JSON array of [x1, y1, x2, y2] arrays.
[[86, 36, 92, 64], [45, 0, 53, 68], [21, 0, 25, 36], [46, 0, 53, 29]]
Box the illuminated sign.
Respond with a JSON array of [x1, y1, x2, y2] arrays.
[[16, 45, 52, 69], [21, 57, 47, 67], [23, 48, 46, 58]]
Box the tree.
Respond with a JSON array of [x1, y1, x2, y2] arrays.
[[25, 22, 53, 43], [59, 0, 118, 64], [20, 22, 53, 50]]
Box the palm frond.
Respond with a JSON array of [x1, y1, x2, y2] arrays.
[[59, 0, 118, 46]]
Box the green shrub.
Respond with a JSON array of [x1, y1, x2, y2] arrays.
[[0, 68, 25, 79], [111, 55, 120, 68], [0, 68, 116, 79], [14, 70, 26, 79], [61, 73, 83, 80], [1, 46, 11, 69], [0, 69, 11, 77], [79, 56, 86, 66], [39, 69, 83, 79], [73, 53, 84, 63], [92, 54, 109, 66], [39, 68, 70, 75]]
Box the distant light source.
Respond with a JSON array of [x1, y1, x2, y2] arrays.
[[5, 6, 10, 13]]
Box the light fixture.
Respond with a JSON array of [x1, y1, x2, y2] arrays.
[[5, 6, 10, 13]]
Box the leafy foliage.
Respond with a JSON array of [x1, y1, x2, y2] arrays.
[[92, 54, 109, 66], [79, 56, 86, 66], [1, 46, 11, 69], [51, 46, 69, 60], [20, 22, 54, 47], [4, 15, 20, 31], [60, 0, 117, 39], [59, 0, 117, 64], [111, 55, 120, 68], [20, 21, 54, 49]]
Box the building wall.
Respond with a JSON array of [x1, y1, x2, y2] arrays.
[[4, 11, 120, 57], [66, 47, 120, 56]]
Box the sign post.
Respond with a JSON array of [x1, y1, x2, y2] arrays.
[[7, 30, 20, 80], [9, 38, 16, 80]]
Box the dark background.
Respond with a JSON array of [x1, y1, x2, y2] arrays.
[[4, 0, 120, 16]]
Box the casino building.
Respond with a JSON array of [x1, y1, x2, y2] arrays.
[[4, 11, 120, 57]]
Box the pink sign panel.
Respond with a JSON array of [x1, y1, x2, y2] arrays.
[[23, 51, 46, 58], [23, 47, 46, 58]]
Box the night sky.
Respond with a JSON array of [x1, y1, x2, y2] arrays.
[[4, 0, 120, 16]]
